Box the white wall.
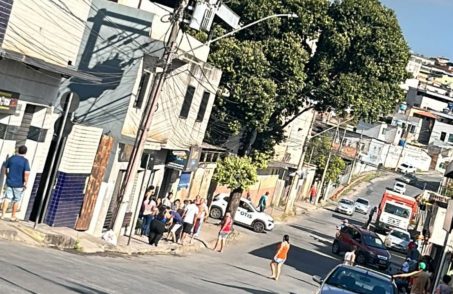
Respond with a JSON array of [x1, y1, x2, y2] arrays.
[[430, 120, 453, 144], [384, 145, 431, 171], [3, 0, 91, 66], [118, 0, 209, 62], [420, 96, 449, 112], [273, 109, 315, 165]]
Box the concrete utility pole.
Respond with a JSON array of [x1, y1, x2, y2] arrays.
[[111, 0, 189, 236], [316, 120, 340, 206], [284, 110, 316, 214], [347, 129, 364, 185]]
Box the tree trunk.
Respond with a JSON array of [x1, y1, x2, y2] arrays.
[[237, 128, 257, 156], [225, 187, 243, 221]]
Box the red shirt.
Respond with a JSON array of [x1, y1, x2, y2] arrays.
[[221, 217, 233, 233], [310, 186, 317, 196]]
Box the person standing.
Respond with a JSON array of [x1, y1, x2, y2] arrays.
[[344, 246, 357, 266], [213, 212, 233, 253], [435, 275, 452, 294], [258, 192, 269, 212], [393, 262, 431, 294], [1, 146, 30, 221], [191, 198, 209, 243], [246, 192, 252, 201], [269, 235, 291, 281], [309, 183, 317, 204], [364, 206, 377, 230], [141, 193, 156, 236], [179, 200, 199, 245], [166, 209, 183, 243]]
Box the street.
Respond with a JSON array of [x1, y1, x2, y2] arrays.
[[0, 173, 441, 294]]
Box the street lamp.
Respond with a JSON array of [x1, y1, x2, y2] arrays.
[[185, 13, 298, 54]]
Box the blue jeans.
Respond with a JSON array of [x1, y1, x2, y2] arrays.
[[141, 215, 154, 236]]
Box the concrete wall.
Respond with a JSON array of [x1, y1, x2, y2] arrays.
[[3, 0, 91, 66], [64, 0, 155, 139], [430, 120, 453, 144], [274, 109, 315, 165], [383, 144, 431, 171]]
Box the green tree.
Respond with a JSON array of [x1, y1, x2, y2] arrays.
[[306, 135, 346, 184], [204, 0, 409, 155], [213, 155, 260, 219]]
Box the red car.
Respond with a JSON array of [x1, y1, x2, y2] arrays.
[[332, 224, 392, 270]]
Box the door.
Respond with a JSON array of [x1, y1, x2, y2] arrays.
[[235, 200, 254, 226]]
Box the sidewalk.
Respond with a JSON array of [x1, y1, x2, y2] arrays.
[[0, 218, 240, 256]]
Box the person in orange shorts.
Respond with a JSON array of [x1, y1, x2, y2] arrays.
[[269, 234, 291, 281]]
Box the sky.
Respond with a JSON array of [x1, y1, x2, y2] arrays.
[[380, 0, 453, 60]]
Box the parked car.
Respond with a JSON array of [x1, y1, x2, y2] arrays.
[[332, 225, 391, 270], [313, 264, 397, 294], [384, 228, 411, 253], [209, 194, 274, 233], [354, 197, 370, 214], [398, 163, 416, 174], [336, 198, 355, 216], [393, 181, 406, 194]]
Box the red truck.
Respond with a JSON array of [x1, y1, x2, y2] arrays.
[[375, 190, 418, 232]]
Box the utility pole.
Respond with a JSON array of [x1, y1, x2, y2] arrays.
[[111, 0, 189, 236], [316, 119, 340, 206], [284, 110, 316, 214], [395, 111, 411, 171], [348, 129, 364, 185]]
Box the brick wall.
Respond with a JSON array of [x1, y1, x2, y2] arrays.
[[45, 172, 88, 227]]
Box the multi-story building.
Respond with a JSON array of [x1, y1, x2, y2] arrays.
[[0, 0, 222, 236]]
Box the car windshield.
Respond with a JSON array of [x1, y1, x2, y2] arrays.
[[363, 234, 386, 249], [356, 199, 369, 205], [340, 199, 354, 205], [384, 203, 411, 218], [395, 183, 405, 188], [401, 164, 409, 168], [325, 267, 395, 294], [391, 231, 410, 241]]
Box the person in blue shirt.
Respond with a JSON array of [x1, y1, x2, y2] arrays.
[[258, 192, 269, 212], [1, 146, 30, 221]]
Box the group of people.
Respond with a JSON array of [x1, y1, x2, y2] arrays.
[[139, 188, 209, 247]]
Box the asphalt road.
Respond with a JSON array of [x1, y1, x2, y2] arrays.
[[0, 172, 442, 294]]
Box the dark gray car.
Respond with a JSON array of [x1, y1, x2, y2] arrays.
[[312, 264, 397, 294]]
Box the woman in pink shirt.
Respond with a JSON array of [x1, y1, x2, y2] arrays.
[[213, 212, 233, 253], [141, 193, 156, 236]]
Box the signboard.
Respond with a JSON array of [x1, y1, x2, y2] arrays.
[[166, 150, 189, 170], [177, 172, 191, 190], [0, 89, 19, 114], [186, 146, 201, 172]]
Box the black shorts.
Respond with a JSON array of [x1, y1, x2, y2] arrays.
[[182, 222, 193, 234]]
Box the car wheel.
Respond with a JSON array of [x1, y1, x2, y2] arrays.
[[252, 221, 265, 233], [209, 207, 223, 219], [356, 253, 366, 265], [332, 241, 340, 255]]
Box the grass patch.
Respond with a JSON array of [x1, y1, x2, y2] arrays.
[[341, 172, 383, 197]]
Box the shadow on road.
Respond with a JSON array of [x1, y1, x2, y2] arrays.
[[7, 262, 110, 294], [330, 214, 364, 227], [289, 224, 335, 242], [249, 242, 340, 277], [228, 264, 269, 279], [200, 278, 278, 294]]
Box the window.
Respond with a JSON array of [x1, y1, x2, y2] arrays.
[[134, 72, 151, 109], [449, 134, 453, 143], [409, 125, 416, 133], [27, 126, 47, 142], [179, 85, 195, 119], [440, 132, 447, 141], [196, 91, 210, 122]]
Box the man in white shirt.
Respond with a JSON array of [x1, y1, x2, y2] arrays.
[[344, 246, 357, 266], [179, 200, 199, 245]]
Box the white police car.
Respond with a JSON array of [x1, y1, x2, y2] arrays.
[[209, 193, 274, 233]]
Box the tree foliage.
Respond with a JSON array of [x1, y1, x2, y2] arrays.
[[213, 155, 259, 190], [306, 135, 346, 183], [203, 0, 410, 155]]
